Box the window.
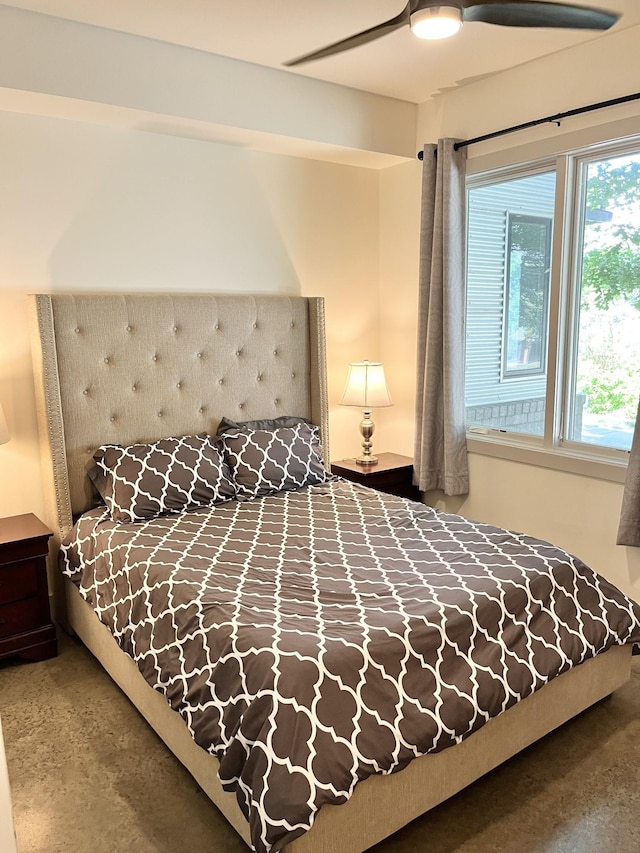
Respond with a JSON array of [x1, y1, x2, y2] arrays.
[[504, 213, 551, 379], [465, 170, 555, 438], [465, 139, 640, 462], [566, 153, 640, 451]]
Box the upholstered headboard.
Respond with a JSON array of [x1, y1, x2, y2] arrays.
[[31, 293, 329, 549]]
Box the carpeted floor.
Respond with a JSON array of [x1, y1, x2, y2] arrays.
[[1, 631, 639, 853]]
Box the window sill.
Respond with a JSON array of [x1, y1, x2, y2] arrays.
[[466, 434, 628, 484]]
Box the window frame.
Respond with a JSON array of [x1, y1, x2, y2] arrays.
[[464, 128, 640, 483]]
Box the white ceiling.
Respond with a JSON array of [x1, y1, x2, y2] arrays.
[[4, 0, 638, 103]]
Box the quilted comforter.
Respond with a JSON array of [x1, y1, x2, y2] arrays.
[[61, 478, 640, 852]]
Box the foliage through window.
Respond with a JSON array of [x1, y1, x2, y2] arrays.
[[465, 141, 640, 456], [567, 153, 640, 450]]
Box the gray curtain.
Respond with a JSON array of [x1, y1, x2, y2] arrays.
[[617, 397, 640, 545], [414, 138, 469, 496]]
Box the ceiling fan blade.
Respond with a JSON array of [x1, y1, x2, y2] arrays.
[[284, 5, 411, 66], [462, 1, 619, 30]]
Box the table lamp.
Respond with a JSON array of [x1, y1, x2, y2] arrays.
[[339, 360, 392, 465]]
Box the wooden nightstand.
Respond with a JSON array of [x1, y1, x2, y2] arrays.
[[331, 452, 422, 502], [0, 514, 57, 663]]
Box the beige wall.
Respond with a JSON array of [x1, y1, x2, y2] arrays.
[[2, 6, 640, 602], [250, 152, 381, 455], [384, 22, 640, 598], [378, 159, 422, 455], [0, 112, 381, 520], [0, 6, 415, 523]]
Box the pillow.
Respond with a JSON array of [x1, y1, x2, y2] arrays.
[[215, 414, 311, 436], [90, 434, 237, 523], [218, 422, 328, 500]]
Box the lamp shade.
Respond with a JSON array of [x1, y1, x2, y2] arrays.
[[339, 361, 393, 409], [0, 403, 9, 446]]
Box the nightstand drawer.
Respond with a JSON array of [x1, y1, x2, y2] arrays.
[[0, 597, 44, 638], [0, 559, 39, 605]]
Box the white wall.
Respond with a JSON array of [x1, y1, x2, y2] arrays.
[[416, 24, 640, 160], [380, 22, 640, 599], [0, 5, 416, 167]]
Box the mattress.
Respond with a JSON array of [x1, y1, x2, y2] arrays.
[[60, 478, 640, 853]]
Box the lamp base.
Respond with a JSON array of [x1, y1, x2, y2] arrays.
[[356, 454, 378, 466], [356, 410, 378, 465]]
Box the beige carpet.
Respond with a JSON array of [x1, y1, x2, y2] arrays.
[[1, 631, 639, 853]]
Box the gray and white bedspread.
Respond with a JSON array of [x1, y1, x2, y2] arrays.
[[61, 479, 640, 852]]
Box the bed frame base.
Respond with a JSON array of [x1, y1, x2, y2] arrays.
[[65, 577, 632, 853]]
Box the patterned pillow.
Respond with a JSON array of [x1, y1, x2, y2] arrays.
[[90, 434, 237, 523], [219, 422, 328, 499], [215, 415, 311, 436]]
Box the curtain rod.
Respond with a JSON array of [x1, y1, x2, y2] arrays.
[[417, 91, 640, 159]]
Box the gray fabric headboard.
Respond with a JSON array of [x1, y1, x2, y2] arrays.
[[31, 293, 329, 546]]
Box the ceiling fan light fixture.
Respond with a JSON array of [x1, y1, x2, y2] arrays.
[[410, 5, 463, 40]]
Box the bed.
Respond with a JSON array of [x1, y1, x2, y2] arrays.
[[30, 292, 640, 853]]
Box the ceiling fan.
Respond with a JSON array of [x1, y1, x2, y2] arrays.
[[284, 0, 620, 66]]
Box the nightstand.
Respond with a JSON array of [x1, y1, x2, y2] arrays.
[[331, 452, 422, 502], [0, 514, 57, 663]]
